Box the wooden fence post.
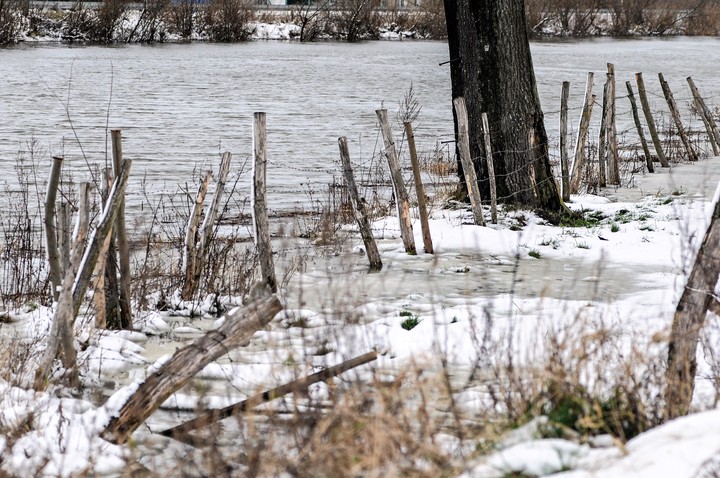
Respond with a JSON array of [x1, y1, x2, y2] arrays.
[[338, 137, 383, 272], [606, 63, 620, 185], [626, 81, 655, 173], [687, 76, 720, 155], [376, 109, 417, 253], [111, 130, 132, 329], [560, 81, 570, 202], [403, 121, 433, 254], [452, 98, 485, 226], [45, 155, 64, 302], [659, 73, 698, 162], [253, 112, 277, 292], [598, 79, 610, 188], [570, 72, 595, 194], [481, 113, 498, 224], [182, 171, 212, 300], [72, 160, 133, 319], [59, 201, 71, 273], [636, 72, 670, 167]]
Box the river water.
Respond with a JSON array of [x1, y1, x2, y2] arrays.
[[2, 37, 720, 217]]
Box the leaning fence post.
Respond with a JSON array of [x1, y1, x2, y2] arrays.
[[45, 155, 64, 302], [636, 72, 669, 167], [659, 73, 698, 162], [376, 109, 417, 254], [452, 97, 485, 226], [626, 81, 655, 173], [687, 76, 720, 155], [404, 121, 433, 254], [481, 113, 498, 224], [560, 81, 570, 202], [338, 137, 382, 272], [570, 72, 595, 194], [253, 112, 277, 292]]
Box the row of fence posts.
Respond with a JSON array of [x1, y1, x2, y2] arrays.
[[562, 65, 720, 201]]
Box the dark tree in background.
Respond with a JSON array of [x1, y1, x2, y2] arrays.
[[444, 0, 565, 212]]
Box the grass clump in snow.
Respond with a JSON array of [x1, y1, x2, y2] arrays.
[[400, 310, 421, 330]]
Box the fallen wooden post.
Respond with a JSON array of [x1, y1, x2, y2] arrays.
[[481, 113, 497, 224], [560, 81, 570, 202], [160, 350, 379, 446], [404, 121, 433, 254], [666, 186, 720, 419], [338, 137, 383, 272], [659, 73, 698, 162], [570, 72, 595, 194], [253, 112, 278, 292], [636, 72, 669, 167], [376, 109, 417, 254], [626, 81, 654, 173], [687, 76, 720, 156], [101, 291, 283, 445], [453, 97, 485, 226]]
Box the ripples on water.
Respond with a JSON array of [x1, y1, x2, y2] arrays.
[[1, 37, 719, 221]]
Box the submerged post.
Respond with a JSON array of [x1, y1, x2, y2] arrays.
[[253, 112, 277, 293], [338, 137, 383, 272], [606, 63, 620, 185], [687, 76, 720, 155]]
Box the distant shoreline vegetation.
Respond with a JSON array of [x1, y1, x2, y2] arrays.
[[1, 0, 719, 45]]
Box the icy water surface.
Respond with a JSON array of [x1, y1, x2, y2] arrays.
[[2, 37, 720, 216]]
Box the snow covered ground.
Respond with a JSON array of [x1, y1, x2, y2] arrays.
[[2, 158, 720, 476]]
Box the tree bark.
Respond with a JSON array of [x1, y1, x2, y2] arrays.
[[443, 0, 564, 211], [101, 292, 282, 444]]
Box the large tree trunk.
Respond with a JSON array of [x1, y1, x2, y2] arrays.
[[443, 0, 564, 211]]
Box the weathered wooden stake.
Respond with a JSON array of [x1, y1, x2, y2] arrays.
[[181, 170, 212, 300], [659, 73, 698, 162], [570, 72, 595, 194], [666, 192, 720, 419], [598, 79, 610, 188], [59, 201, 71, 273], [111, 130, 132, 329], [338, 137, 383, 272], [101, 291, 283, 445], [376, 109, 417, 253], [636, 72, 669, 167], [626, 81, 655, 173], [560, 81, 570, 202], [687, 76, 720, 155], [481, 113, 498, 224], [452, 98, 485, 226], [404, 121, 433, 254], [160, 350, 378, 446], [92, 169, 115, 329], [253, 112, 278, 292], [72, 159, 133, 319], [45, 155, 64, 302], [606, 63, 620, 185]]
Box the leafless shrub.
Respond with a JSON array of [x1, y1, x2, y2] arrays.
[[0, 0, 24, 44], [290, 0, 331, 41], [203, 0, 255, 42], [332, 0, 381, 42], [167, 0, 196, 39], [127, 0, 170, 42]]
